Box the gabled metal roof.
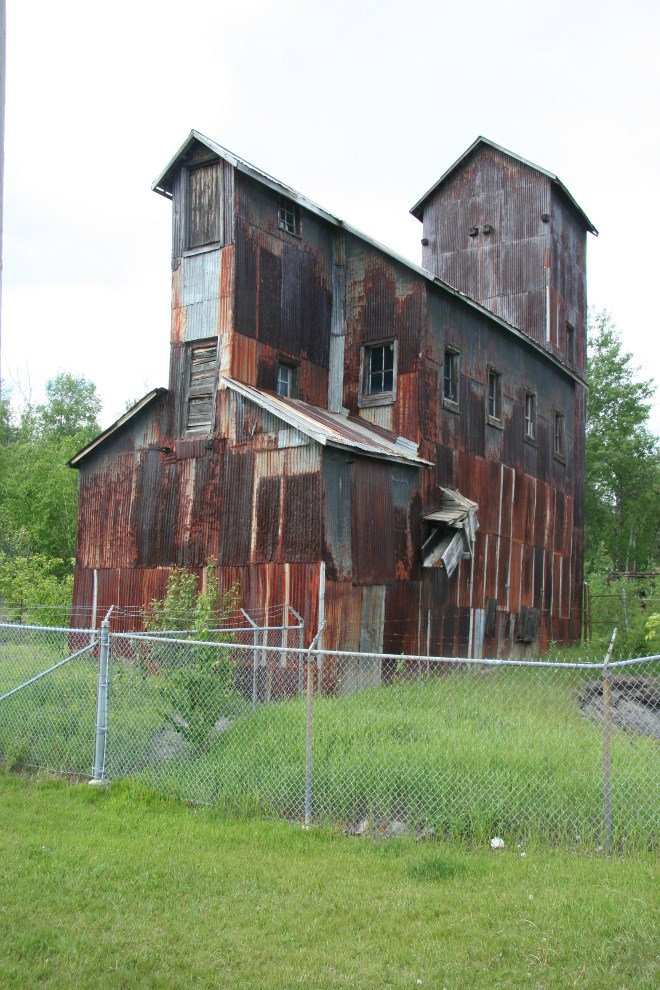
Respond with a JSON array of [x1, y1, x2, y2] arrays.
[[222, 376, 432, 467], [68, 389, 167, 468], [410, 135, 598, 234]]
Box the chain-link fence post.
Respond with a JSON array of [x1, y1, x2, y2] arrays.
[[91, 607, 113, 784], [304, 625, 325, 827], [602, 627, 618, 853]]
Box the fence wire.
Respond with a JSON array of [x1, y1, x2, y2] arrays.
[[1, 620, 658, 848], [0, 623, 99, 777]]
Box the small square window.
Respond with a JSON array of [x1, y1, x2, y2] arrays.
[[443, 348, 460, 410], [524, 391, 536, 443], [359, 340, 397, 406], [487, 369, 502, 425], [278, 197, 298, 235], [276, 361, 298, 398], [554, 410, 565, 461]]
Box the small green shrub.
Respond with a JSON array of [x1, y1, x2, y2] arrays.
[[142, 561, 240, 753]]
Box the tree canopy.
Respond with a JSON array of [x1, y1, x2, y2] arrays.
[[0, 373, 101, 567], [585, 311, 659, 573]]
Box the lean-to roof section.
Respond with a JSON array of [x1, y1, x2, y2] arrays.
[[68, 389, 168, 468], [222, 377, 431, 468]]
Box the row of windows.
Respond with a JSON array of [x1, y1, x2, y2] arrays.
[[185, 339, 566, 461], [361, 341, 567, 460]]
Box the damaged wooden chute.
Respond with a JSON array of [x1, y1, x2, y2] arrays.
[[422, 488, 479, 577]]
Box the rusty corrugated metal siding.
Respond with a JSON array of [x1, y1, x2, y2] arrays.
[[72, 136, 588, 659], [419, 144, 588, 374]]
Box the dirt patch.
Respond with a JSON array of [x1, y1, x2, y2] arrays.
[[578, 676, 660, 740]]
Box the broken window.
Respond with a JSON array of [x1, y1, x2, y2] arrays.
[[554, 409, 565, 461], [359, 340, 397, 406], [278, 197, 299, 235], [487, 368, 502, 425], [422, 488, 478, 578], [443, 347, 460, 410], [184, 340, 218, 433], [524, 390, 536, 443]]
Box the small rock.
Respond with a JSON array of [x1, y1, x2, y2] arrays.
[[490, 836, 505, 849], [386, 820, 407, 838], [355, 819, 371, 836]]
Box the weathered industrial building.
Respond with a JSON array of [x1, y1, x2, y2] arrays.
[[70, 133, 596, 666]]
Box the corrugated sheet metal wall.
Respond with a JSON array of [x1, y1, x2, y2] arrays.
[[420, 145, 587, 373]]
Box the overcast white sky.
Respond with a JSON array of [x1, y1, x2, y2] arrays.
[[2, 0, 659, 432]]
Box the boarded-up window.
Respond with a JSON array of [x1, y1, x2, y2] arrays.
[[187, 162, 221, 249], [185, 341, 218, 433]]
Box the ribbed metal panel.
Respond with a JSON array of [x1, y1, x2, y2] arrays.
[[351, 459, 395, 585], [182, 249, 221, 341]]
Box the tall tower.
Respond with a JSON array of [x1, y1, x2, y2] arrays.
[[411, 137, 597, 375]]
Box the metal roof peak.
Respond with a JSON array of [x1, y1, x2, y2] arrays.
[[410, 135, 598, 234]]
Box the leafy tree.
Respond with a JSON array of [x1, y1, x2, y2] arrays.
[[37, 373, 101, 442], [0, 553, 74, 625], [585, 312, 659, 572], [0, 374, 101, 564]]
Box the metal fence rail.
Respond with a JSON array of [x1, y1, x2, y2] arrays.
[[1, 619, 658, 848]]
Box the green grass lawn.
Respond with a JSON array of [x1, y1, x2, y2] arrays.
[[0, 773, 657, 990]]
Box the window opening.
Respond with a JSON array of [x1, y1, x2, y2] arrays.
[[443, 348, 460, 408], [487, 369, 502, 424], [554, 410, 565, 460], [566, 322, 575, 365], [278, 198, 298, 235], [524, 391, 536, 443], [276, 361, 297, 398], [359, 340, 397, 406], [367, 343, 394, 394], [187, 162, 221, 250], [185, 340, 218, 433]]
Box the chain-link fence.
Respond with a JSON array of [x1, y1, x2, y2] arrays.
[[1, 617, 658, 849], [0, 622, 99, 777]]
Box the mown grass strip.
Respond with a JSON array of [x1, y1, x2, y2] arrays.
[[0, 773, 657, 990]]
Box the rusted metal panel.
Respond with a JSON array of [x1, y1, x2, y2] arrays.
[[351, 458, 395, 585], [484, 533, 499, 611], [218, 451, 254, 565], [323, 448, 352, 582], [258, 245, 283, 345], [418, 143, 589, 364], [383, 583, 420, 655], [470, 529, 487, 606], [181, 249, 221, 341], [234, 220, 257, 337], [281, 473, 321, 562]]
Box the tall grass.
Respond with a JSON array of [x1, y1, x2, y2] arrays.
[[1, 647, 658, 848]]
